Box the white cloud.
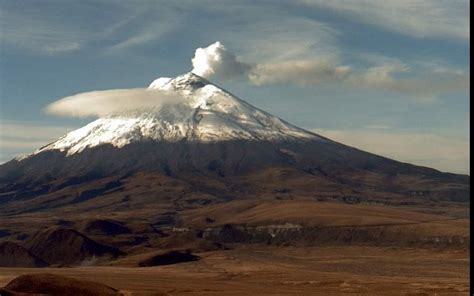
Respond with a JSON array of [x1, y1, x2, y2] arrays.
[[301, 0, 469, 39], [224, 17, 339, 61], [313, 128, 470, 174], [352, 63, 410, 87], [250, 59, 351, 86], [347, 63, 469, 99], [108, 31, 158, 51], [0, 12, 88, 53], [191, 41, 251, 80], [0, 1, 180, 54], [194, 41, 468, 97], [248, 54, 468, 97], [106, 7, 182, 51], [191, 41, 352, 86], [45, 88, 183, 118], [191, 13, 343, 83]]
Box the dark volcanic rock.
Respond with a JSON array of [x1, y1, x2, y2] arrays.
[[0, 229, 10, 238], [0, 139, 469, 203], [83, 219, 131, 235], [0, 139, 444, 180], [138, 250, 200, 267], [24, 228, 124, 265], [0, 241, 48, 267]]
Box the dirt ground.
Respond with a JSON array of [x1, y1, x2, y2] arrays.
[[0, 245, 468, 296]]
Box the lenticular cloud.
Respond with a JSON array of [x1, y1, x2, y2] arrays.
[[45, 88, 182, 118]]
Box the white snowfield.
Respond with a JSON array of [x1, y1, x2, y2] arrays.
[[31, 73, 320, 157]]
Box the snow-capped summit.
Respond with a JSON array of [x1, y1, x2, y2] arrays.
[[148, 72, 209, 92], [32, 73, 320, 157]]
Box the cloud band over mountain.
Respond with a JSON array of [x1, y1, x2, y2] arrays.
[[191, 42, 469, 97], [45, 88, 183, 118]]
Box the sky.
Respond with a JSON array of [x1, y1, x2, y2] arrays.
[[0, 0, 470, 174]]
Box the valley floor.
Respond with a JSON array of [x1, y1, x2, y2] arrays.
[[0, 245, 469, 295]]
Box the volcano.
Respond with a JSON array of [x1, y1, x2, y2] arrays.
[[0, 72, 469, 212]]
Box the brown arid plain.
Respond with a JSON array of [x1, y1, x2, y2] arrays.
[[0, 245, 469, 295], [0, 184, 469, 295], [0, 152, 470, 295]]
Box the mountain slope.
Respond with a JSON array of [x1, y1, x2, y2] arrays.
[[0, 72, 469, 205]]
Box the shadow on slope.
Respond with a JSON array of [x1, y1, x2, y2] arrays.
[[0, 242, 48, 267], [23, 228, 125, 266]]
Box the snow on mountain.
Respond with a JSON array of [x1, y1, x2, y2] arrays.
[[30, 73, 320, 157]]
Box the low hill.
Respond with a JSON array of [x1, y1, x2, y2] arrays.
[[24, 228, 124, 265], [1, 273, 121, 296], [0, 241, 48, 267]]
